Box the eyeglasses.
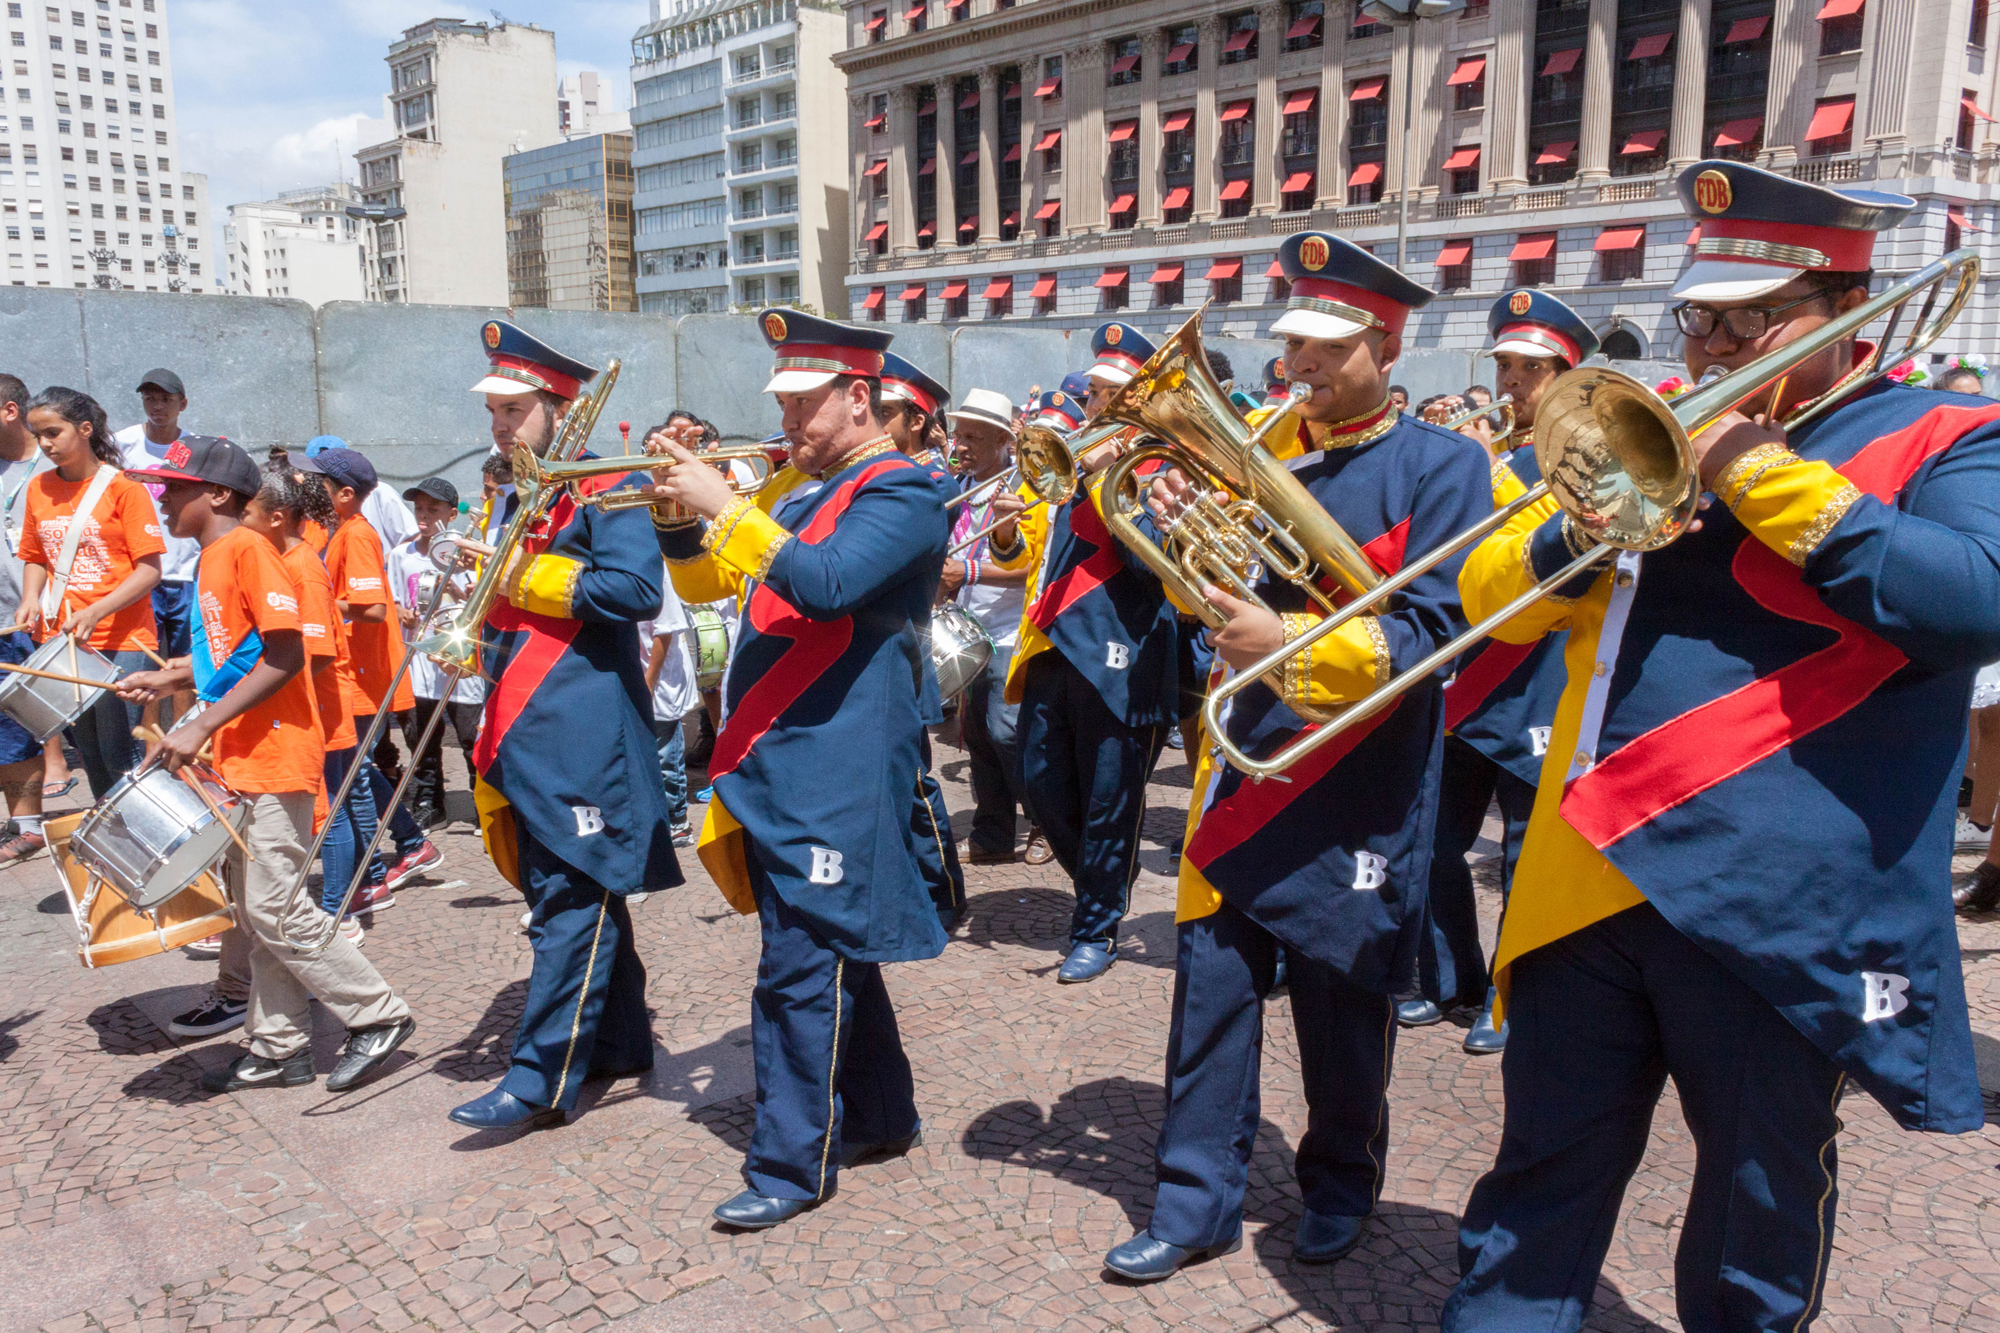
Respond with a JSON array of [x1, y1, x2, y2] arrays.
[[1672, 290, 1827, 341]]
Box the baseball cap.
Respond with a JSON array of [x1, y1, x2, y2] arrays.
[[304, 435, 346, 456], [124, 434, 260, 496], [135, 368, 185, 397], [403, 477, 459, 508], [295, 446, 379, 497]]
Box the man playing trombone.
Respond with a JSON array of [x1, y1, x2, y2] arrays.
[[1444, 162, 1995, 1331]]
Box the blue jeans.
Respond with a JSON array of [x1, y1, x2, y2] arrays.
[[152, 581, 193, 658], [962, 646, 1023, 856], [319, 745, 380, 915], [354, 712, 425, 863], [653, 715, 689, 830], [73, 648, 151, 799]]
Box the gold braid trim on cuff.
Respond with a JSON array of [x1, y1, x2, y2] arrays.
[[665, 552, 711, 567], [1360, 615, 1391, 683], [652, 507, 699, 531], [751, 528, 792, 581], [1522, 530, 1577, 605], [1489, 458, 1516, 492], [1715, 442, 1800, 513], [1561, 514, 1601, 561], [700, 496, 755, 554], [551, 560, 582, 618], [1280, 612, 1318, 711], [1786, 482, 1861, 567]]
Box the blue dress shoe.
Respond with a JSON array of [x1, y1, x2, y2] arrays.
[[1103, 1229, 1241, 1282], [1294, 1209, 1367, 1263], [713, 1189, 818, 1229], [841, 1125, 922, 1168], [1463, 987, 1508, 1054], [1058, 941, 1117, 983], [1396, 998, 1444, 1027], [449, 1087, 566, 1130]]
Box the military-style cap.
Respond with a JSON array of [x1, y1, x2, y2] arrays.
[[879, 352, 949, 416], [1262, 355, 1290, 405], [1089, 322, 1158, 387], [1673, 160, 1914, 302], [1026, 389, 1085, 433], [1059, 371, 1093, 401], [124, 434, 260, 497], [1270, 231, 1434, 342], [470, 320, 598, 400], [759, 308, 893, 395], [1487, 289, 1599, 366]]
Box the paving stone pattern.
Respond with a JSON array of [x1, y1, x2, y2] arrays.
[[3, 738, 1997, 1333]]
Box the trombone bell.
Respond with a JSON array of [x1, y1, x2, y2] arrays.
[[1533, 369, 1698, 551]]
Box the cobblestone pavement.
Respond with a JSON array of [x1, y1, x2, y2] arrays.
[[3, 735, 1998, 1333]]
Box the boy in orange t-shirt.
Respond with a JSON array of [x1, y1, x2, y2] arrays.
[[119, 437, 414, 1095]]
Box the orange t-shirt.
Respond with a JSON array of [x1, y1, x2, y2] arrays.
[[281, 538, 359, 753], [301, 518, 329, 557], [197, 525, 324, 796], [325, 514, 416, 716], [18, 468, 168, 651]]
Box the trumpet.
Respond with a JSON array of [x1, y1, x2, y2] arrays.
[[943, 418, 1138, 555], [1205, 247, 1980, 779], [513, 444, 775, 517], [1437, 393, 1514, 448]]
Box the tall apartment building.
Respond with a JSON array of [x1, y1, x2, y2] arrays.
[[503, 132, 636, 311], [559, 71, 632, 138], [224, 182, 365, 305], [1, 0, 217, 293], [629, 0, 851, 316], [835, 0, 2000, 359], [353, 18, 561, 306]]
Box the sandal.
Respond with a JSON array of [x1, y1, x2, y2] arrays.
[[41, 776, 77, 800]]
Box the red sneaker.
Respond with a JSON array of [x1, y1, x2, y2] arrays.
[[384, 841, 443, 891], [350, 880, 395, 916]]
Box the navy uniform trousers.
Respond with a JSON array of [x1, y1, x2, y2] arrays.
[[912, 732, 966, 923], [1149, 901, 1396, 1249], [1421, 735, 1535, 1009], [1017, 651, 1168, 950], [1443, 902, 1847, 1333], [743, 843, 921, 1204], [500, 815, 653, 1112]]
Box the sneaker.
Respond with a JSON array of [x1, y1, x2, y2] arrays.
[[520, 910, 533, 931], [694, 785, 715, 803], [351, 880, 395, 916], [627, 891, 651, 906], [326, 1016, 416, 1092], [1956, 813, 1993, 851], [384, 841, 443, 890], [180, 934, 224, 960], [169, 990, 247, 1039], [672, 824, 695, 848], [0, 831, 46, 866], [339, 917, 365, 947], [202, 1049, 314, 1093]]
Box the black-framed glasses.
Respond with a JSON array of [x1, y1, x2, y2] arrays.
[[1672, 290, 1827, 341]]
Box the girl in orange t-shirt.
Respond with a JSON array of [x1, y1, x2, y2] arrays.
[[17, 387, 165, 798]]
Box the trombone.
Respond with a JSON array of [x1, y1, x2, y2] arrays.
[[1205, 247, 1980, 779], [1438, 393, 1514, 448]]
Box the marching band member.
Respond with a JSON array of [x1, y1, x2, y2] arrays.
[[992, 330, 1179, 984], [1261, 356, 1291, 408], [1444, 162, 1996, 1331], [448, 321, 683, 1132], [1104, 233, 1490, 1280], [648, 310, 947, 1230], [1407, 292, 1596, 1052]]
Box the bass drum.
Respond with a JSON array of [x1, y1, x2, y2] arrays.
[[691, 604, 732, 692], [46, 812, 234, 968], [928, 604, 994, 703]]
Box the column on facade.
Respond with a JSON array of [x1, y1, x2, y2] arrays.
[[1386, 18, 1443, 206], [849, 94, 871, 267], [932, 77, 958, 243], [1576, 0, 1618, 180], [978, 66, 1002, 241], [1487, 0, 1532, 188], [1760, 0, 1813, 167], [1021, 73, 1044, 238], [1137, 30, 1166, 226], [1860, 0, 1916, 154], [890, 86, 919, 253], [1193, 17, 1224, 220], [1314, 11, 1349, 211], [1068, 43, 1107, 231], [1251, 3, 1285, 213], [1666, 0, 1713, 167]]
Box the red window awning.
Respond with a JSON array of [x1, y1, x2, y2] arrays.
[[1816, 0, 1862, 16], [916, 221, 935, 236], [1627, 32, 1671, 60], [1949, 207, 1986, 232], [1964, 96, 1997, 122], [1286, 14, 1321, 38], [1220, 100, 1253, 121], [862, 287, 885, 308], [1442, 145, 1481, 170], [1219, 179, 1250, 200], [1162, 110, 1192, 133], [901, 283, 928, 299], [1350, 77, 1386, 101], [1223, 27, 1256, 53], [940, 279, 968, 298], [1004, 83, 1021, 99], [1030, 274, 1057, 298], [960, 148, 979, 164], [1205, 257, 1241, 279], [903, 3, 925, 19], [1035, 77, 1061, 98], [1620, 129, 1665, 155], [1535, 140, 1576, 164], [1034, 129, 1062, 150], [1266, 259, 1286, 277], [1509, 233, 1556, 261], [1282, 89, 1318, 115], [1541, 47, 1582, 76], [959, 89, 979, 109], [1348, 160, 1382, 185], [1281, 171, 1314, 193], [1165, 42, 1195, 63], [864, 222, 888, 240], [1110, 193, 1136, 213], [1805, 98, 1854, 141], [864, 114, 885, 129], [1723, 15, 1769, 42], [1109, 54, 1139, 75], [1435, 241, 1472, 267], [1034, 200, 1062, 219], [1447, 56, 1486, 86], [1149, 263, 1183, 283], [1686, 224, 1702, 246], [919, 157, 936, 175], [1094, 268, 1129, 288], [864, 14, 886, 30], [1109, 119, 1137, 142], [864, 159, 889, 176], [1162, 186, 1191, 209], [1003, 143, 1021, 162], [1595, 226, 1645, 251], [1712, 117, 1762, 147], [983, 276, 1012, 299], [919, 99, 936, 116], [1003, 210, 1019, 226], [957, 216, 977, 232]]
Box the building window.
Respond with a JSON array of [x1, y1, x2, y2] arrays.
[[1436, 242, 1472, 290], [1280, 172, 1314, 211], [1449, 56, 1486, 111], [1221, 103, 1254, 166], [1819, 0, 1862, 54], [734, 50, 761, 80], [1511, 232, 1556, 286], [1351, 0, 1386, 38], [1037, 201, 1060, 236], [1349, 78, 1388, 149], [1163, 23, 1197, 75], [739, 276, 766, 304], [865, 285, 886, 320], [1598, 227, 1645, 281], [1039, 128, 1062, 173], [869, 92, 888, 134], [1444, 145, 1481, 194], [735, 96, 760, 129], [1098, 269, 1129, 311], [904, 289, 928, 320], [1034, 272, 1057, 314], [1973, 0, 1990, 46], [1281, 91, 1318, 158], [1109, 190, 1136, 230], [1152, 264, 1184, 308], [1220, 177, 1251, 218], [906, 0, 926, 33], [1805, 95, 1854, 155], [943, 281, 968, 318], [1108, 120, 1138, 182], [1285, 0, 1325, 50], [867, 8, 887, 42], [1206, 257, 1242, 303], [867, 156, 888, 197], [1221, 11, 1258, 62], [1612, 128, 1666, 177], [984, 276, 1013, 316], [1529, 136, 1578, 184], [1037, 55, 1063, 99], [1108, 36, 1140, 85]]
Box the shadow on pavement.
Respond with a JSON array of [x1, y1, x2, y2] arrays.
[[0, 1009, 41, 1063]]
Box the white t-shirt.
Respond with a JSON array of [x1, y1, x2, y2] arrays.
[[0, 451, 50, 614], [386, 535, 485, 704], [949, 475, 1023, 650], [637, 573, 700, 722], [363, 486, 418, 550], [115, 424, 202, 582]]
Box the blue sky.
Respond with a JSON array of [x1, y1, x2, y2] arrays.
[[169, 1, 651, 229]]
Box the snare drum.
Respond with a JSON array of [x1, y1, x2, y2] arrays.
[[0, 634, 119, 740], [692, 605, 732, 692], [70, 762, 248, 911], [46, 812, 234, 969], [928, 604, 994, 703]]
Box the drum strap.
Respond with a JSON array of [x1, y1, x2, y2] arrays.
[[42, 464, 119, 623]]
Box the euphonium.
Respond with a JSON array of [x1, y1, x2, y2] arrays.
[[514, 444, 775, 517], [1206, 248, 1981, 779]]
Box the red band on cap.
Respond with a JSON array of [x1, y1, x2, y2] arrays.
[[486, 353, 582, 400], [884, 375, 940, 415], [1287, 276, 1412, 335], [1094, 346, 1147, 375], [1494, 321, 1581, 365], [772, 341, 885, 379], [1697, 217, 1878, 271]]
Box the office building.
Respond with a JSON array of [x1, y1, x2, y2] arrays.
[[503, 132, 636, 311], [1, 0, 217, 293], [834, 0, 2000, 358], [629, 0, 851, 316], [353, 18, 561, 305], [560, 71, 631, 138]]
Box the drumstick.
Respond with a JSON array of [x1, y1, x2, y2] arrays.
[[138, 644, 170, 669], [0, 660, 117, 690], [131, 724, 214, 763]]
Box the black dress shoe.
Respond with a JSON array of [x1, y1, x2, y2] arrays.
[[449, 1087, 566, 1130], [1104, 1229, 1242, 1282], [840, 1126, 922, 1168], [586, 1061, 654, 1081], [202, 1049, 315, 1093], [326, 1016, 415, 1092], [1957, 862, 2000, 913], [712, 1190, 818, 1229], [1293, 1209, 1367, 1263]]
